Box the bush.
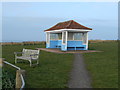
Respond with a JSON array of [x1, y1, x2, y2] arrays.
[[2, 68, 15, 88]]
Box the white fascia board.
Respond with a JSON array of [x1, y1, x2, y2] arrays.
[[45, 29, 92, 33], [45, 30, 62, 33], [66, 29, 91, 32]]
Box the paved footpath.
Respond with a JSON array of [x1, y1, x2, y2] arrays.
[[68, 53, 92, 88]]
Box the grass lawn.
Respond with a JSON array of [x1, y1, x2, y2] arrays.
[[83, 41, 118, 88], [2, 44, 74, 88], [2, 41, 118, 88]]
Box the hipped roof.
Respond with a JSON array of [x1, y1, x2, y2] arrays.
[[44, 20, 92, 31]]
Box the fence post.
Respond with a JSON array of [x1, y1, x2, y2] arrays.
[[16, 70, 25, 89], [0, 58, 4, 67]]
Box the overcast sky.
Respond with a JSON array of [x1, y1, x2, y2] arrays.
[[2, 2, 118, 42]]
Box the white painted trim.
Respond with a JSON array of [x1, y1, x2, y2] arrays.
[[45, 29, 92, 33], [4, 61, 21, 70]]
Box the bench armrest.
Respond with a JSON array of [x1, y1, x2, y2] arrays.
[[14, 52, 23, 55]]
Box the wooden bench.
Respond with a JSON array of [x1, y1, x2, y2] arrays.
[[14, 48, 40, 67]]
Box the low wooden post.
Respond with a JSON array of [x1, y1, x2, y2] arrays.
[[16, 70, 25, 89], [0, 58, 4, 67]]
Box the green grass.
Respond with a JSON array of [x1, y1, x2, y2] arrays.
[[0, 45, 2, 89], [0, 68, 2, 90], [2, 41, 118, 88], [2, 44, 73, 88], [83, 41, 118, 88]]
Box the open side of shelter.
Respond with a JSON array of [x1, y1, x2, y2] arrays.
[[44, 20, 92, 51]]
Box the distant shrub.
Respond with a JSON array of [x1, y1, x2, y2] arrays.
[[89, 40, 117, 43], [1, 41, 46, 46]]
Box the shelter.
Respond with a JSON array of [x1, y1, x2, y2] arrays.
[[44, 20, 92, 51]]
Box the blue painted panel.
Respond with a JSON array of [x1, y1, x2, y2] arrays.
[[57, 40, 62, 46], [47, 40, 62, 48], [49, 40, 58, 48], [67, 41, 83, 47], [67, 41, 87, 50], [46, 40, 88, 51]]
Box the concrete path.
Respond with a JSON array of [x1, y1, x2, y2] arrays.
[[68, 53, 92, 88]]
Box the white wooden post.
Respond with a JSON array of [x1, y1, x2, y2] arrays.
[[66, 31, 68, 46], [46, 32, 47, 44], [86, 32, 88, 50], [62, 31, 64, 45], [62, 31, 67, 45], [46, 32, 50, 47], [62, 31, 68, 51]]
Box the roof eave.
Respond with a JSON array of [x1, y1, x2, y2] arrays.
[[44, 29, 92, 32]]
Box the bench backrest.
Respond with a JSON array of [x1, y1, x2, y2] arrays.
[[22, 49, 39, 59]]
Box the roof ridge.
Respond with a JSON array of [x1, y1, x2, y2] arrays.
[[65, 20, 73, 28]]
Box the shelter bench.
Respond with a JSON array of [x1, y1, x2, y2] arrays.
[[14, 48, 40, 67], [56, 45, 61, 48], [67, 46, 85, 50]]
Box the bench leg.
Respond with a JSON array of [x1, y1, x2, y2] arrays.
[[37, 60, 39, 65], [15, 58, 17, 64], [29, 60, 32, 67]]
